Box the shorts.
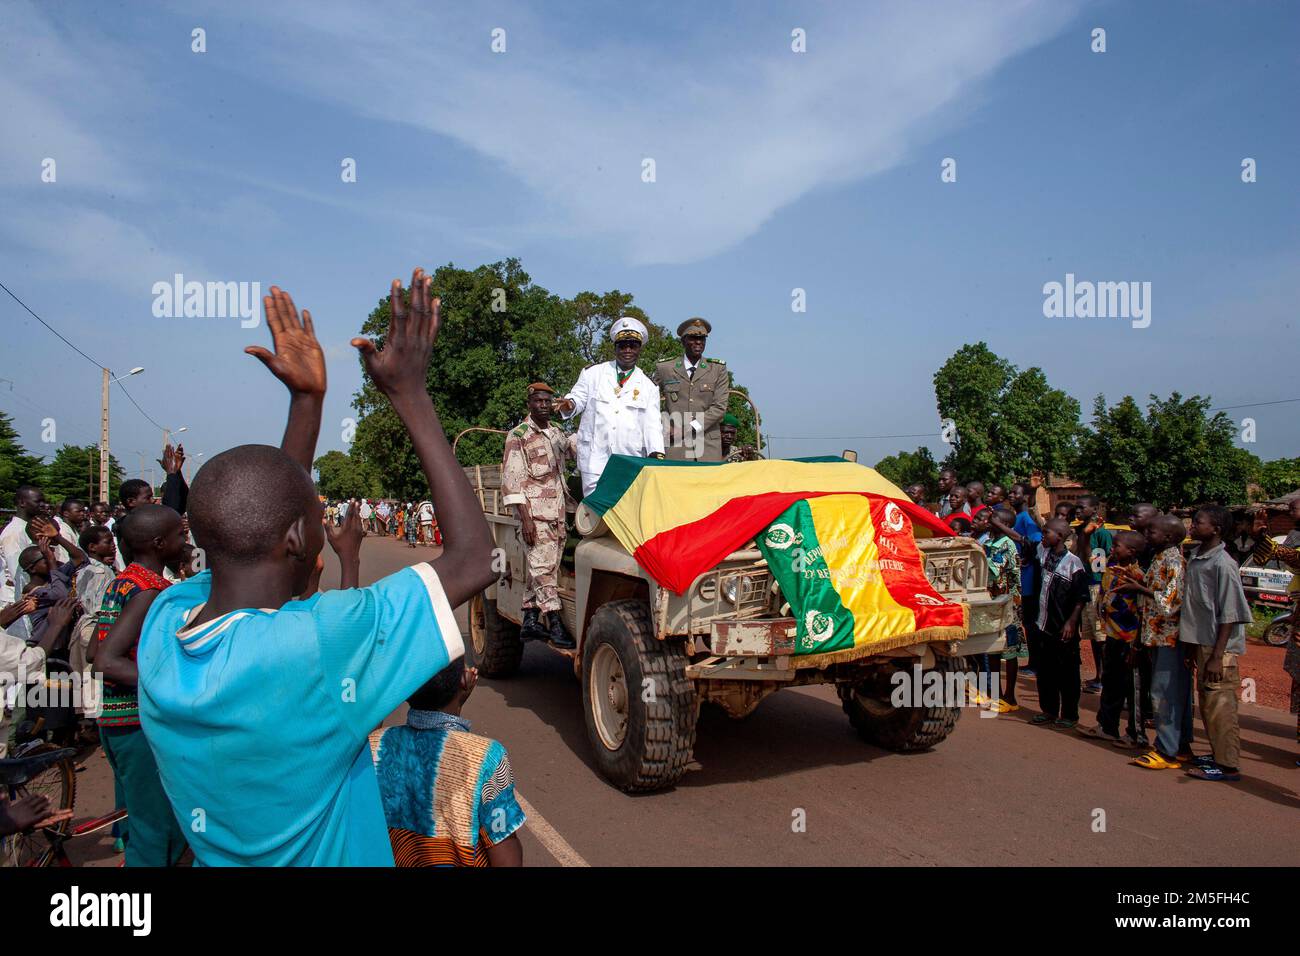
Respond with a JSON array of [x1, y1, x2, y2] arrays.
[[1001, 623, 1029, 661]]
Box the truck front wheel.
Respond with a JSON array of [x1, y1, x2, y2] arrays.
[[581, 599, 697, 792], [468, 593, 524, 678], [839, 656, 964, 752]]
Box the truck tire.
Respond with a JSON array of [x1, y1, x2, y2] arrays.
[[581, 599, 697, 792], [839, 656, 964, 752], [468, 593, 524, 677]]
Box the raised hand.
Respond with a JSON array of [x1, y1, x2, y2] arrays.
[[327, 500, 364, 560], [27, 515, 59, 542], [350, 268, 439, 398], [246, 286, 327, 397], [158, 443, 178, 475]]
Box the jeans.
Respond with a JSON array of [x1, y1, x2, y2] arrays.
[[1149, 645, 1193, 758]]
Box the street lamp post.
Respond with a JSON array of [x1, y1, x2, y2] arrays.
[[99, 367, 144, 503], [163, 425, 187, 452]]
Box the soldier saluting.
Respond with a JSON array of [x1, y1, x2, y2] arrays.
[[653, 317, 729, 461], [501, 382, 575, 648], [555, 316, 665, 496]]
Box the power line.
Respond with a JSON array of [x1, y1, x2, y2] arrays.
[[0, 278, 104, 370], [114, 380, 165, 431], [1210, 398, 1300, 412], [0, 277, 169, 434]]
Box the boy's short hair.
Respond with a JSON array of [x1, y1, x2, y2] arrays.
[[1115, 530, 1145, 551], [188, 444, 314, 564], [119, 478, 151, 505], [60, 496, 84, 513], [1195, 504, 1231, 539], [408, 657, 466, 712], [79, 524, 114, 551], [119, 505, 181, 551], [1158, 514, 1187, 542]]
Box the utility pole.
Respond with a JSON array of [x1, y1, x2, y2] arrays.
[[99, 368, 110, 504]]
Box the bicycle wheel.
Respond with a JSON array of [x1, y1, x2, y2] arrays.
[[2, 744, 76, 867]]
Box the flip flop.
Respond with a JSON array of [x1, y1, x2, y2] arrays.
[[1030, 714, 1054, 725], [1053, 718, 1077, 729], [1112, 736, 1146, 749], [1132, 750, 1181, 770], [991, 699, 1020, 714]]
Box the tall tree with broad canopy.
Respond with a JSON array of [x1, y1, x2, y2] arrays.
[[932, 343, 1081, 485]]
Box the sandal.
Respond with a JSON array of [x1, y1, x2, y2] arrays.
[[1185, 765, 1241, 782], [1053, 718, 1077, 729], [1132, 750, 1181, 770], [991, 699, 1019, 714], [1112, 736, 1146, 749], [1030, 713, 1054, 725]]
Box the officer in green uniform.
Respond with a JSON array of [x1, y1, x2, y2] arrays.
[[652, 317, 730, 461]]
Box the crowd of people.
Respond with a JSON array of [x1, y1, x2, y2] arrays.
[[324, 497, 442, 547], [903, 469, 1300, 779], [1, 268, 1296, 861]]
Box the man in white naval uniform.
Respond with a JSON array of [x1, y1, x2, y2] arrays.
[[556, 316, 666, 496]]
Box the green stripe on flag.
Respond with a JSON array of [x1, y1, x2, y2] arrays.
[[757, 499, 856, 654]]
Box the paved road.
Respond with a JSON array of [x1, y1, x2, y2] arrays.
[[70, 535, 1300, 867]]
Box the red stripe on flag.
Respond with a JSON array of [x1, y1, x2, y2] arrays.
[[868, 498, 965, 629], [631, 492, 954, 596]]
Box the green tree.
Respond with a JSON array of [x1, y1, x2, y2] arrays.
[[1256, 457, 1300, 499], [932, 343, 1081, 484], [351, 259, 586, 494], [1074, 393, 1256, 510], [43, 443, 124, 504], [1071, 395, 1152, 510], [874, 446, 939, 497], [313, 450, 381, 500], [0, 411, 45, 505], [1144, 393, 1251, 508]]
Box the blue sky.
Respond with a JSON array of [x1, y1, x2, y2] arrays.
[[1, 0, 1296, 483]]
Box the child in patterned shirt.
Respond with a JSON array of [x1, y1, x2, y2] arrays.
[[1115, 515, 1191, 770]]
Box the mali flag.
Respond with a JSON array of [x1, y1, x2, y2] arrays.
[[582, 455, 957, 601], [758, 495, 966, 656]]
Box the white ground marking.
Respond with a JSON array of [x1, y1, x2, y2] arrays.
[[516, 793, 590, 867]]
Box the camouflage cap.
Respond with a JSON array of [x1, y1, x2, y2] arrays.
[[677, 316, 711, 337]]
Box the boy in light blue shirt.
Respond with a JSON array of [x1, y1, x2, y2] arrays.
[[137, 271, 498, 865]]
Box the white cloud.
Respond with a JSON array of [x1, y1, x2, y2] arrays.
[[199, 0, 1080, 264]]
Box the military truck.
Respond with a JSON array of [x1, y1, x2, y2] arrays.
[[462, 461, 1011, 792]]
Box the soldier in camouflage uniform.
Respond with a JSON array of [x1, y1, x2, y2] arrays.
[[720, 413, 764, 463], [501, 382, 575, 648], [653, 317, 730, 461]]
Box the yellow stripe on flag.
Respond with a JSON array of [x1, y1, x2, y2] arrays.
[[808, 495, 918, 647]]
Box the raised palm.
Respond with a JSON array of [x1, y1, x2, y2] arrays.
[[350, 268, 440, 397], [246, 286, 327, 396]]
